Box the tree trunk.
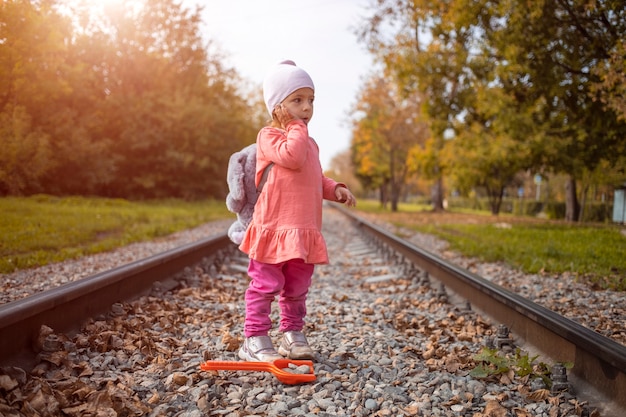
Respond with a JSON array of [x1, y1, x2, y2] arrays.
[[379, 181, 389, 209], [487, 186, 504, 215], [431, 177, 445, 212], [565, 175, 580, 222], [578, 183, 589, 222], [390, 179, 401, 212]]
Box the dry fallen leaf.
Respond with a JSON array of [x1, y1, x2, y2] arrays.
[[220, 329, 240, 351], [362, 307, 374, 315], [402, 404, 420, 414], [549, 404, 560, 417], [527, 388, 550, 401], [482, 399, 508, 417], [422, 346, 436, 360], [513, 407, 532, 416], [148, 391, 160, 404], [0, 375, 18, 391]]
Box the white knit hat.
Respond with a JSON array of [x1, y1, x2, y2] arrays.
[[263, 60, 315, 116]]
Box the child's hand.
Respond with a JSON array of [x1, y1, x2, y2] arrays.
[[273, 104, 296, 128], [335, 186, 356, 207]]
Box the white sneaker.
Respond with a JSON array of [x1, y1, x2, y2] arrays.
[[238, 336, 283, 362], [278, 331, 315, 360]]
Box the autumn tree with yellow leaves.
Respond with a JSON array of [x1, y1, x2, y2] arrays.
[[355, 0, 626, 219], [350, 74, 428, 211]]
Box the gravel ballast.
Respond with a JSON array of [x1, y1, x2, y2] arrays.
[[0, 208, 620, 416]]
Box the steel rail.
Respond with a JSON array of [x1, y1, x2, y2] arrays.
[[0, 233, 232, 368], [333, 204, 626, 412]]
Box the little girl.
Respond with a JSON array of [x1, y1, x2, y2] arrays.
[[238, 60, 356, 362]]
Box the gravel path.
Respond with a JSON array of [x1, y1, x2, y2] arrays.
[[0, 208, 615, 416]]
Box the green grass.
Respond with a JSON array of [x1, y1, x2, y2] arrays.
[[4, 196, 625, 291], [355, 199, 433, 213], [0, 195, 232, 274], [416, 222, 626, 289], [355, 200, 626, 291]]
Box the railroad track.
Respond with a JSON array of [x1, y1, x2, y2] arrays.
[[0, 232, 232, 368], [0, 205, 624, 416], [334, 205, 626, 415]]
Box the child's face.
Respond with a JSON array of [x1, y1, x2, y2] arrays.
[[281, 87, 315, 125]]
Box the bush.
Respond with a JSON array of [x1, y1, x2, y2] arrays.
[[581, 202, 612, 223], [433, 197, 615, 222]]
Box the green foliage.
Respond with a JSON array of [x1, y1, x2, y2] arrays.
[[352, 199, 432, 214], [449, 198, 614, 222], [543, 202, 567, 221], [592, 38, 626, 121], [511, 201, 544, 217], [0, 0, 259, 199], [582, 202, 614, 223], [470, 347, 512, 378], [0, 196, 231, 273], [0, 106, 51, 194], [470, 347, 553, 386]]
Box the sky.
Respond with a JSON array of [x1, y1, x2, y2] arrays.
[[185, 0, 375, 169]]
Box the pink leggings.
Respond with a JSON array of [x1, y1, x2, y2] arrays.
[[244, 258, 314, 338]]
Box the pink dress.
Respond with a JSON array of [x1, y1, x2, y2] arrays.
[[238, 120, 344, 264]]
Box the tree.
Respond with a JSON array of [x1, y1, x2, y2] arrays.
[[350, 77, 392, 206], [0, 106, 50, 195], [445, 117, 530, 215], [71, 0, 252, 198], [350, 74, 428, 211], [445, 52, 537, 215], [471, 0, 626, 221], [326, 150, 363, 198], [357, 0, 474, 212], [592, 38, 626, 122], [0, 0, 72, 194]]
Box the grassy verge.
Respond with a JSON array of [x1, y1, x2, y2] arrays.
[[0, 195, 232, 274], [355, 200, 626, 291], [4, 197, 625, 291]]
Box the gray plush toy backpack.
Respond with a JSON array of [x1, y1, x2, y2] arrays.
[[225, 144, 272, 244]]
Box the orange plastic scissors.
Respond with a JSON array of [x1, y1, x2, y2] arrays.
[[200, 359, 316, 385]]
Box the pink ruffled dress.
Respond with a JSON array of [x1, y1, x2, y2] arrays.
[[238, 120, 344, 264]]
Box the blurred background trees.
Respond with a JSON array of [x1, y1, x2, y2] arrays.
[[2, 0, 625, 222], [353, 0, 626, 220], [0, 0, 261, 199]]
